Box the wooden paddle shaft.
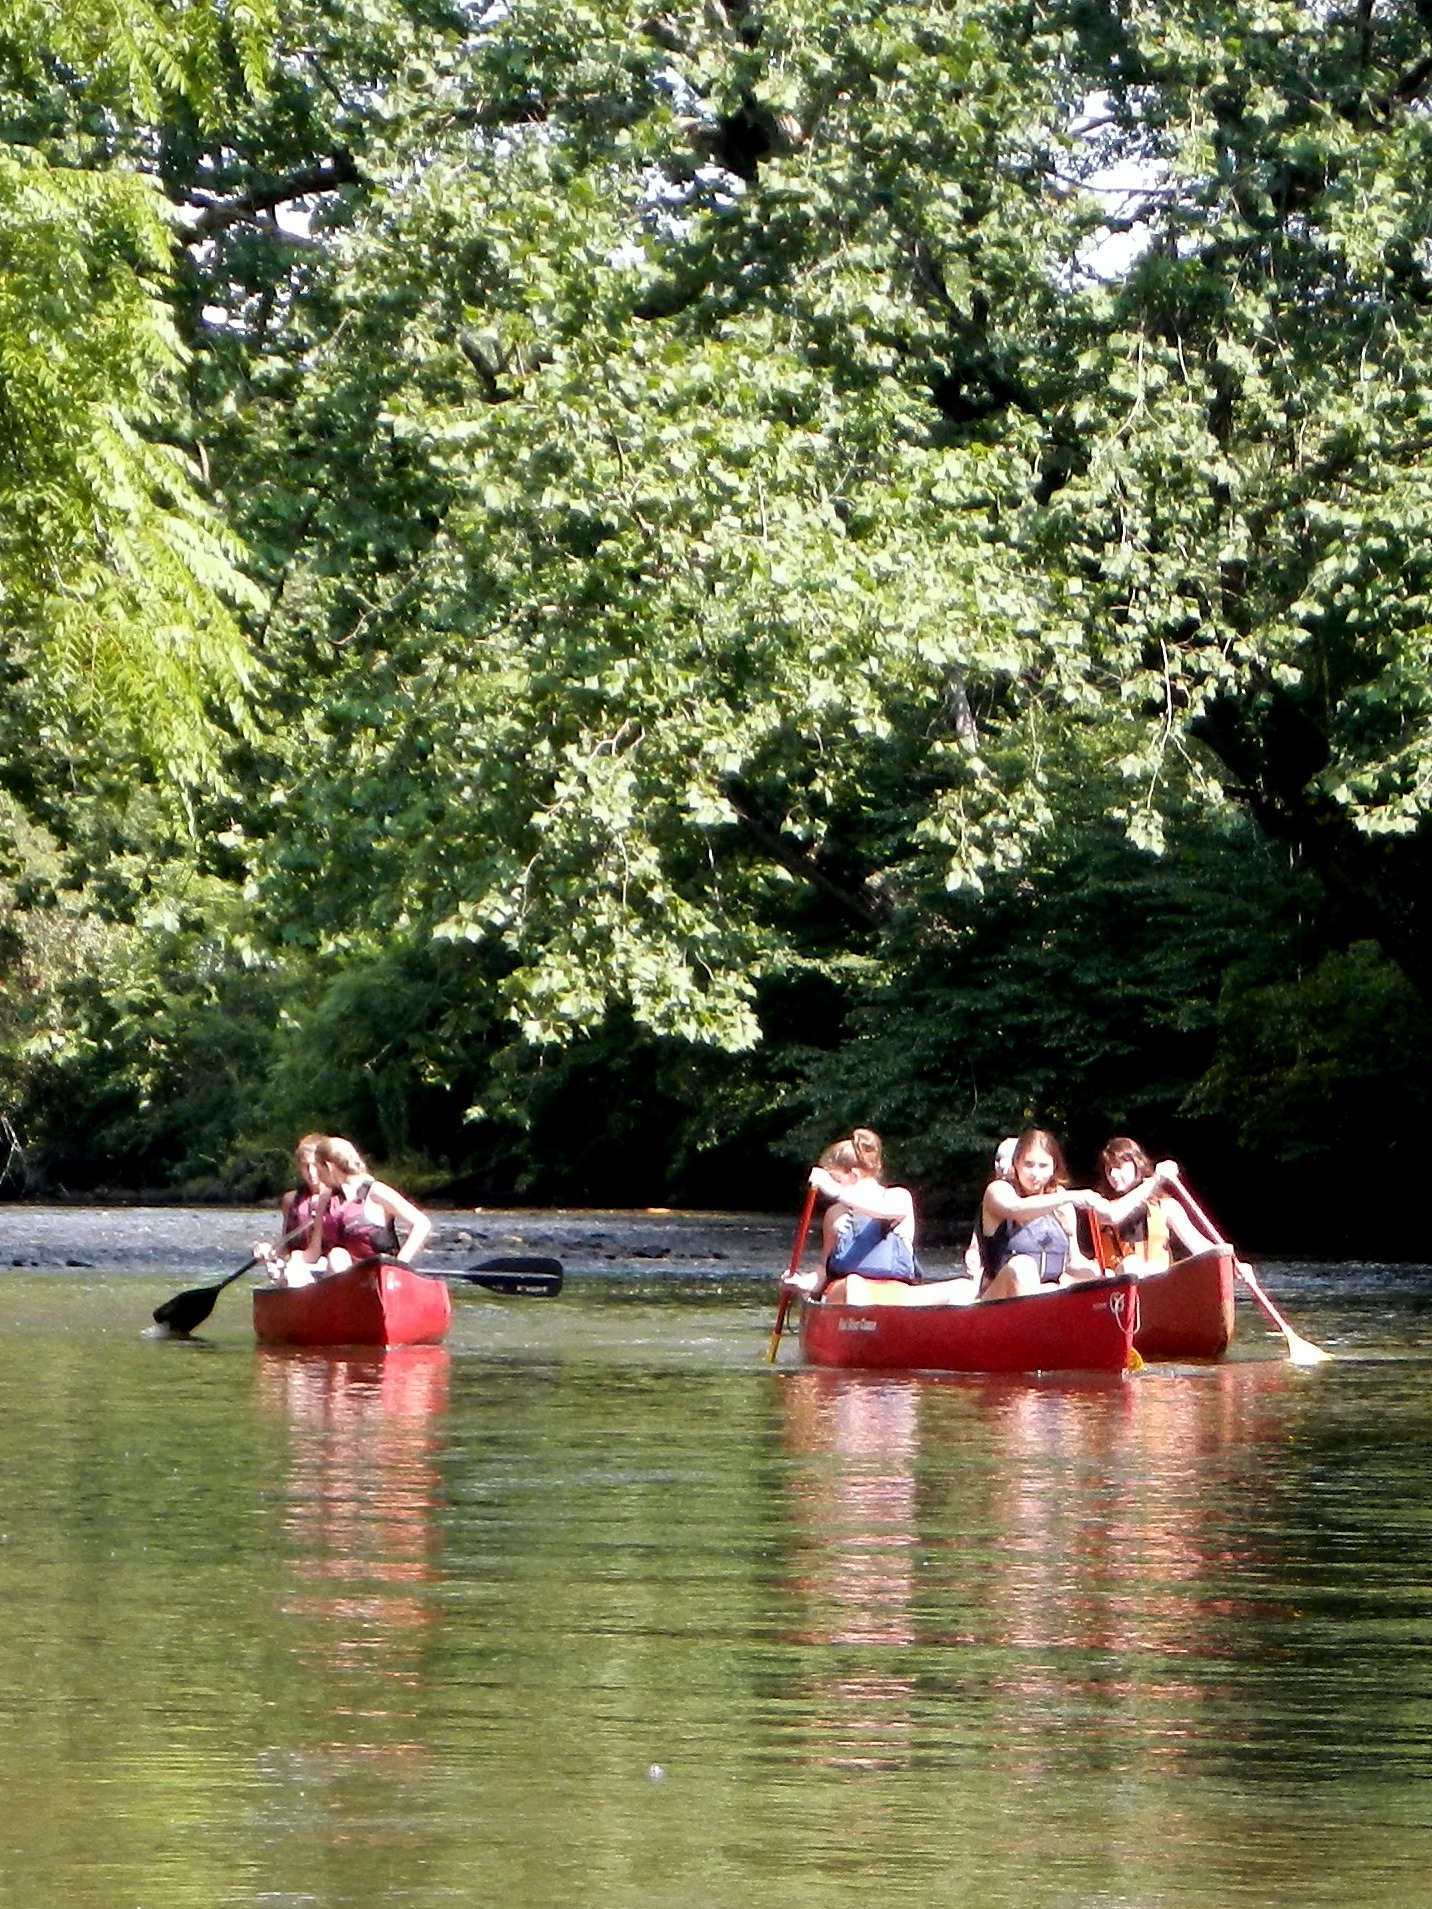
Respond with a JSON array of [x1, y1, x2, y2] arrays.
[[765, 1184, 820, 1364], [1170, 1176, 1331, 1363]]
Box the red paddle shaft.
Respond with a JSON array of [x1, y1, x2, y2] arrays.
[[764, 1183, 820, 1365]]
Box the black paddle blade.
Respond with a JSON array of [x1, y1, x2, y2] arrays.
[[152, 1254, 260, 1333], [152, 1281, 224, 1333], [459, 1256, 563, 1296], [469, 1255, 562, 1276]]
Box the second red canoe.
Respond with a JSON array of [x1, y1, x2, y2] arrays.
[[1131, 1246, 1237, 1361]]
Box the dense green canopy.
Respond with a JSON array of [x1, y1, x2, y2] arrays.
[[4, 0, 1432, 1239]]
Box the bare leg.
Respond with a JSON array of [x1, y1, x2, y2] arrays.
[[978, 1255, 1042, 1301]]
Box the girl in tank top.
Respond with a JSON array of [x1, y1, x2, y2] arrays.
[[977, 1129, 1101, 1301], [286, 1136, 433, 1278], [783, 1128, 917, 1298], [1091, 1137, 1219, 1274]]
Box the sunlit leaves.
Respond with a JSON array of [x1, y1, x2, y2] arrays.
[[225, 0, 1097, 1048], [0, 0, 278, 126], [82, 0, 1432, 1069], [0, 0, 279, 806], [0, 149, 261, 793]]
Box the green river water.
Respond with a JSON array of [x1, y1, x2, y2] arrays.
[[1, 1207, 1430, 1908]]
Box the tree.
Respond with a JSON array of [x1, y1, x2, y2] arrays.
[[203, 0, 1432, 1066], [0, 1, 276, 808], [213, 0, 1102, 1060], [1038, 0, 1432, 1003], [14, 0, 1432, 1202]]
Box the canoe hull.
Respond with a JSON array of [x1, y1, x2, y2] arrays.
[[252, 1258, 452, 1349], [1132, 1247, 1237, 1361], [798, 1275, 1140, 1374]]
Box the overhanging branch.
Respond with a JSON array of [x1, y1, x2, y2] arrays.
[[721, 778, 891, 927], [182, 153, 361, 241]]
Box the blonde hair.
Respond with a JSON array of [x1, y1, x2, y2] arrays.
[[315, 1136, 367, 1177], [818, 1127, 885, 1179]]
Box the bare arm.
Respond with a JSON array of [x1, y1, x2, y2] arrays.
[[373, 1182, 432, 1263], [1163, 1195, 1221, 1256], [1099, 1177, 1163, 1227], [1061, 1203, 1100, 1276], [254, 1189, 300, 1259], [983, 1181, 1095, 1228], [1155, 1168, 1231, 1255], [294, 1189, 330, 1264], [809, 1168, 913, 1229]]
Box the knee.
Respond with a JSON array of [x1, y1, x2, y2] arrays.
[[1004, 1255, 1041, 1295]]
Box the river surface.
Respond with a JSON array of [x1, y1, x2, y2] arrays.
[[1, 1207, 1430, 1908]]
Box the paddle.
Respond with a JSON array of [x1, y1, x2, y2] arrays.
[[1089, 1211, 1123, 1276], [153, 1222, 309, 1334], [449, 1257, 563, 1297], [764, 1184, 820, 1365], [1169, 1176, 1332, 1367]]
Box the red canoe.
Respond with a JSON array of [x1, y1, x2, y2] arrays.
[[253, 1258, 452, 1349], [798, 1274, 1140, 1374], [1131, 1247, 1237, 1360]]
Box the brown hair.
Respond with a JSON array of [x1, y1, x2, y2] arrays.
[[818, 1127, 885, 1179], [1097, 1136, 1153, 1195], [1012, 1128, 1069, 1189]]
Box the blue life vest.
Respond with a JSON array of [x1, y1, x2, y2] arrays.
[[828, 1214, 920, 1284], [984, 1211, 1069, 1286]]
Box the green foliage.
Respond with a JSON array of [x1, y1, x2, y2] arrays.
[[0, 792, 281, 1190], [0, 0, 276, 126], [0, 0, 272, 808], [782, 808, 1303, 1191], [0, 150, 259, 794], [209, 0, 1432, 1070], [1194, 942, 1432, 1171], [10, 0, 1432, 1225], [218, 0, 1091, 1054], [1184, 937, 1432, 1251], [1032, 0, 1432, 991]]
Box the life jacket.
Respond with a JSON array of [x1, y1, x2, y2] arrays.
[[1093, 1199, 1169, 1271], [287, 1187, 320, 1237], [984, 1211, 1069, 1286], [827, 1213, 920, 1284], [322, 1178, 400, 1259]]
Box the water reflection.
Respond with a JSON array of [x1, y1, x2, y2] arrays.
[[255, 1348, 449, 1721], [10, 1248, 1432, 1908], [782, 1374, 920, 1771], [779, 1364, 1301, 1785]]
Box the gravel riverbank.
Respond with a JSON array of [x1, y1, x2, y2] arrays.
[[0, 1204, 805, 1280]]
